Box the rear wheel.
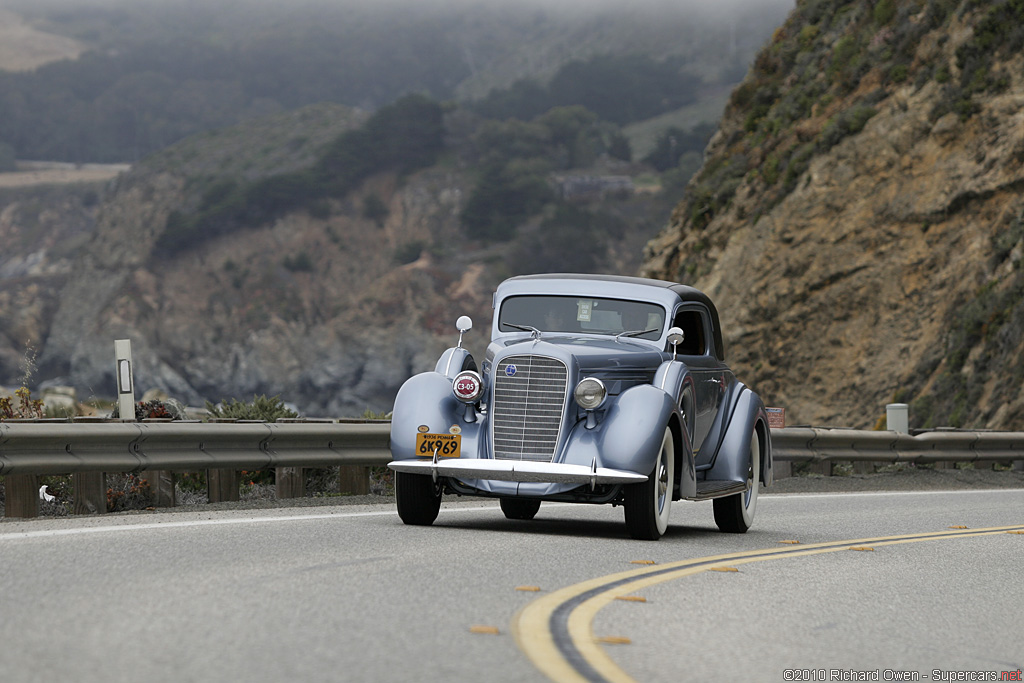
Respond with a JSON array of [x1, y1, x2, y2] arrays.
[[624, 427, 675, 540], [500, 498, 541, 520], [395, 472, 441, 526], [713, 427, 760, 533]]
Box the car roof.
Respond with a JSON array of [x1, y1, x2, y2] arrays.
[[497, 273, 726, 360]]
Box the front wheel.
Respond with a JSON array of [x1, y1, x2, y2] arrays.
[[713, 427, 760, 533], [395, 472, 441, 526], [624, 427, 675, 540], [500, 498, 541, 520]]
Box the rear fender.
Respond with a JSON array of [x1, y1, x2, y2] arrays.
[[705, 386, 772, 487]]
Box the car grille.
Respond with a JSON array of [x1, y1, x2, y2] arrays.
[[492, 355, 568, 462]]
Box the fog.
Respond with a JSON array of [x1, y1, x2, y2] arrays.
[[2, 0, 794, 20]]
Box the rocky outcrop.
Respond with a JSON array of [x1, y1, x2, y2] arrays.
[[642, 0, 1024, 430]]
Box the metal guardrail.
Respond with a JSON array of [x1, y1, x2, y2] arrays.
[[6, 423, 1022, 476], [771, 428, 1024, 463], [2, 423, 1022, 518], [0, 421, 391, 476]]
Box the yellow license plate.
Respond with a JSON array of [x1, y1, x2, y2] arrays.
[[415, 433, 461, 458]]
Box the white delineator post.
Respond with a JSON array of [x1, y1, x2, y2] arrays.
[[115, 339, 135, 421], [115, 338, 176, 506]]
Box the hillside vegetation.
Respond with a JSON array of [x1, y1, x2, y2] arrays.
[[642, 0, 1024, 430]]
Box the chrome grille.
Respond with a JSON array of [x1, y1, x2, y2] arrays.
[[492, 355, 568, 462]]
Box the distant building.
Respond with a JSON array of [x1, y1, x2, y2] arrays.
[[553, 175, 634, 202]]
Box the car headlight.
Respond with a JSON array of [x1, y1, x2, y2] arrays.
[[453, 370, 483, 403], [574, 377, 607, 411]]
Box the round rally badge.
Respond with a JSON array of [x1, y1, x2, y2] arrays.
[[417, 425, 429, 433], [449, 425, 462, 435]]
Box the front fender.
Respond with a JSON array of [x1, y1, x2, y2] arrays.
[[390, 372, 485, 460], [596, 385, 678, 477], [434, 347, 476, 379]]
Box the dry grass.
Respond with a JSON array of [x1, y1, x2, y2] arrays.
[[0, 9, 84, 72]]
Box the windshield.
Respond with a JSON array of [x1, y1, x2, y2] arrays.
[[498, 295, 665, 341]]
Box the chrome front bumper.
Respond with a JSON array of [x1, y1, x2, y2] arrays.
[[387, 456, 647, 486]]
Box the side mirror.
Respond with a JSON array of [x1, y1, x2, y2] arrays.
[[456, 316, 473, 349], [666, 326, 685, 360]]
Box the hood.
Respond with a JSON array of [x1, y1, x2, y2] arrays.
[[488, 335, 665, 375]]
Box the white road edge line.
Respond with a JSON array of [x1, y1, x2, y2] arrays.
[[761, 488, 1020, 500], [2, 490, 1016, 541], [0, 502, 576, 541]]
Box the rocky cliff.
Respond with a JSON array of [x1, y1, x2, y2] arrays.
[[642, 0, 1024, 430], [29, 104, 493, 416]]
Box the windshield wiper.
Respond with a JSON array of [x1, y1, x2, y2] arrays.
[[615, 328, 658, 341], [504, 322, 542, 339]]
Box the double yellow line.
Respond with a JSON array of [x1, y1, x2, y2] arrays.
[[511, 524, 1024, 683]]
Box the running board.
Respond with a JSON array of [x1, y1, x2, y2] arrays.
[[693, 480, 748, 500]]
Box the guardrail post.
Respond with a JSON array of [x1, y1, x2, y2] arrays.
[[146, 470, 176, 507], [276, 467, 304, 498], [4, 474, 39, 518], [807, 460, 831, 476], [338, 466, 370, 495], [773, 460, 792, 478], [73, 472, 106, 514], [208, 469, 240, 503]]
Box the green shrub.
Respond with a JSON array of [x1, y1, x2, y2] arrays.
[[762, 155, 781, 185], [205, 394, 299, 421], [362, 194, 389, 226], [873, 0, 897, 25], [642, 124, 714, 172], [282, 252, 314, 272], [798, 24, 820, 49], [393, 240, 426, 265], [818, 105, 877, 150], [460, 160, 554, 241], [887, 63, 909, 83]]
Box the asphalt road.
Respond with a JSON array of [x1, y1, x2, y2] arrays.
[[2, 488, 1022, 683]]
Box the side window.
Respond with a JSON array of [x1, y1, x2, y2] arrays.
[[669, 308, 707, 356]]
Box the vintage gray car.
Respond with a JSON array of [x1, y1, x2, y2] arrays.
[[387, 274, 772, 540]]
